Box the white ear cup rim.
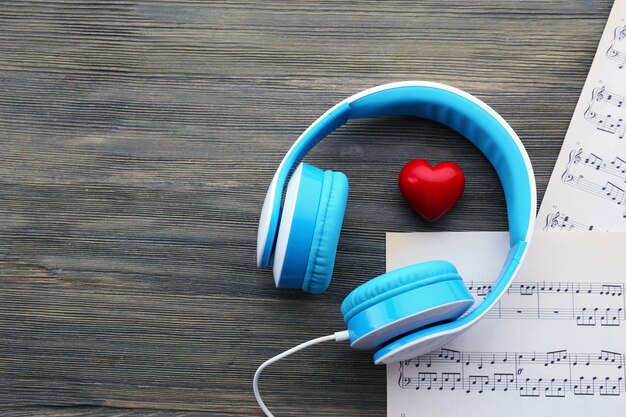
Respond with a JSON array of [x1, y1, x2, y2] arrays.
[[273, 164, 303, 286]]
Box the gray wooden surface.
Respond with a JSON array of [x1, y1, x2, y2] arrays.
[[0, 1, 614, 415]]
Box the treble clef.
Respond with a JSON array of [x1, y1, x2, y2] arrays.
[[543, 212, 561, 231], [593, 86, 606, 102]]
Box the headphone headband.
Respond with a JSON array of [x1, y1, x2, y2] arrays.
[[257, 82, 536, 363]]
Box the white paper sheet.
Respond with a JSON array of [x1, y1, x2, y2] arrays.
[[538, 0, 626, 231], [386, 231, 626, 417]]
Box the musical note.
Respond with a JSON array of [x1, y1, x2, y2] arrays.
[[599, 350, 623, 368], [612, 156, 626, 173], [574, 376, 597, 396], [467, 375, 489, 393], [493, 373, 514, 392], [602, 181, 625, 201], [411, 355, 432, 368], [577, 307, 598, 326], [519, 283, 535, 295], [599, 377, 623, 396], [439, 348, 461, 363], [601, 284, 623, 296], [441, 372, 461, 391], [467, 282, 493, 297], [519, 378, 541, 397], [546, 350, 568, 366], [586, 153, 604, 170], [600, 307, 622, 326], [545, 378, 567, 397], [416, 372, 438, 390]]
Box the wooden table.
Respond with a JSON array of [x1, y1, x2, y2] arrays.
[[0, 1, 614, 415]]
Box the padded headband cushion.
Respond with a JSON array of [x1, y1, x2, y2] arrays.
[[341, 260, 461, 322], [302, 170, 349, 294], [347, 85, 533, 245]]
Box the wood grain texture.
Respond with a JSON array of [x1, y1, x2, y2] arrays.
[[0, 0, 614, 415]]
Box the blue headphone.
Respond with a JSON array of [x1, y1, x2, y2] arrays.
[[257, 82, 536, 365]]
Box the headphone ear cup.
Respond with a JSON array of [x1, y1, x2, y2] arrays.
[[341, 260, 474, 350], [302, 170, 349, 294], [273, 163, 325, 289]]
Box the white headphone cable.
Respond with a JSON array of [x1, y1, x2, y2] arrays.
[[253, 330, 350, 417]]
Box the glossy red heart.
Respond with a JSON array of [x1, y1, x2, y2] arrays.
[[399, 159, 465, 222]]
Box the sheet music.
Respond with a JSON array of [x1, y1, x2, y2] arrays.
[[386, 231, 626, 417], [398, 349, 625, 397], [538, 0, 626, 231]]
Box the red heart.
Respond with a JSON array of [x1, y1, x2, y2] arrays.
[[398, 159, 465, 222]]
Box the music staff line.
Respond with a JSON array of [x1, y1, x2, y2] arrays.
[[467, 280, 625, 326], [398, 349, 626, 398], [585, 85, 626, 139], [607, 25, 626, 69], [591, 85, 625, 108], [543, 211, 598, 231], [569, 147, 626, 184], [561, 150, 626, 218], [584, 109, 625, 139]]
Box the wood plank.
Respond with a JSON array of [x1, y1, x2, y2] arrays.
[[0, 0, 613, 415]]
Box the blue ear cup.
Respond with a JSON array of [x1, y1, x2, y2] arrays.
[[302, 169, 349, 294], [341, 260, 474, 350], [272, 163, 348, 293]]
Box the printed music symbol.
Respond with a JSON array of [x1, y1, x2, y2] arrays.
[[610, 156, 626, 174], [493, 373, 514, 392], [599, 350, 622, 367], [467, 375, 489, 394], [576, 307, 598, 326], [441, 372, 461, 391], [519, 378, 540, 397], [519, 284, 535, 296], [417, 372, 437, 390], [545, 378, 567, 398], [598, 377, 621, 396], [600, 308, 620, 326], [584, 153, 604, 170], [439, 348, 461, 363], [573, 376, 597, 396], [602, 181, 625, 203], [600, 284, 623, 296], [545, 350, 568, 366]]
